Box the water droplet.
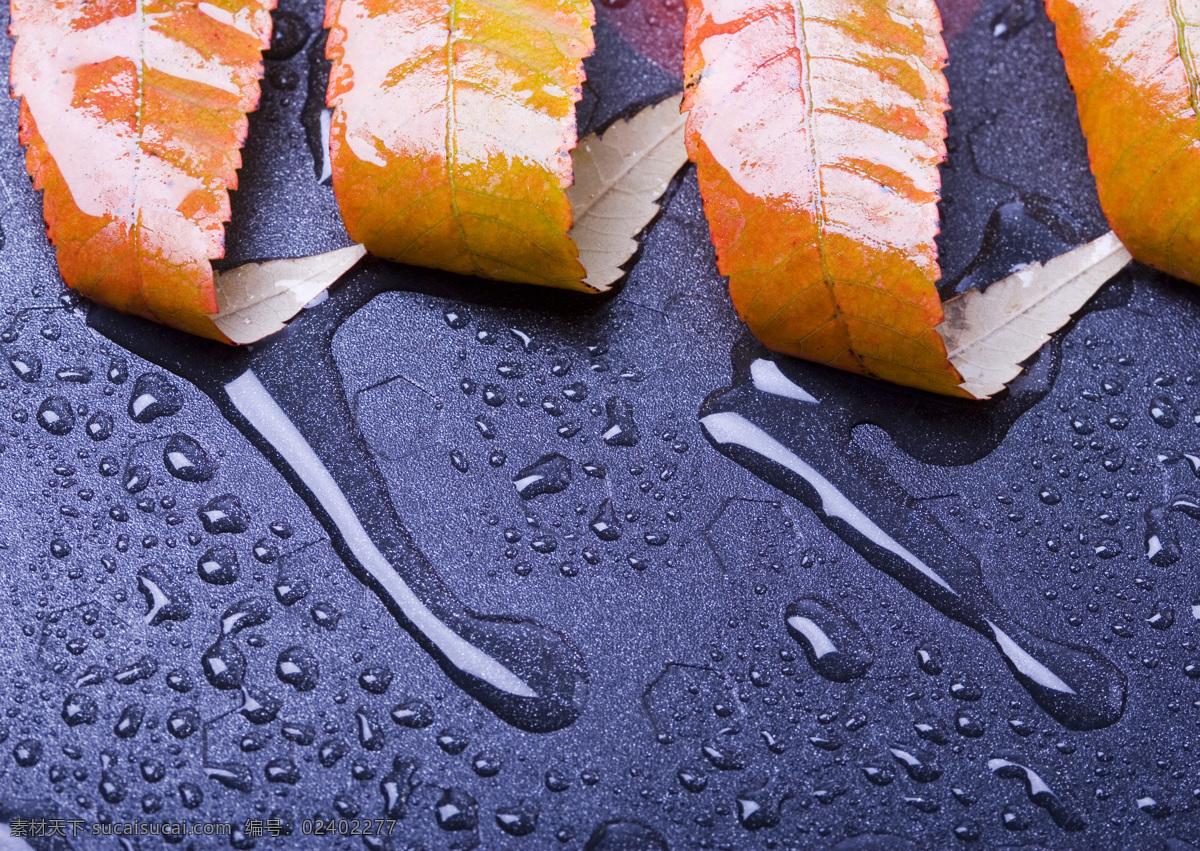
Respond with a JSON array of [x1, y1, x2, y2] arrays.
[[128, 373, 183, 423], [1147, 602, 1175, 630], [1093, 539, 1123, 559], [496, 800, 539, 836], [472, 752, 503, 777], [915, 645, 942, 675], [356, 706, 385, 750], [99, 756, 126, 803], [113, 655, 157, 685], [949, 676, 983, 701], [955, 713, 985, 738], [889, 745, 941, 783], [264, 756, 301, 784], [437, 726, 470, 755], [274, 573, 310, 606], [123, 463, 151, 494], [590, 499, 620, 541], [988, 757, 1086, 830], [202, 638, 246, 690], [435, 787, 478, 831], [785, 598, 873, 682], [862, 762, 896, 786], [138, 567, 192, 625], [62, 693, 98, 726], [204, 761, 254, 792], [12, 739, 42, 767], [167, 707, 200, 739], [198, 494, 250, 534], [1144, 507, 1181, 567], [221, 597, 272, 636], [37, 396, 74, 435], [359, 666, 393, 694], [1150, 396, 1179, 428], [562, 381, 588, 403], [163, 433, 217, 481], [913, 719, 949, 746], [114, 704, 144, 739], [483, 383, 506, 406], [391, 698, 434, 728], [318, 739, 349, 767], [310, 601, 342, 630], [601, 397, 640, 446], [179, 782, 203, 808], [56, 365, 92, 383], [198, 546, 240, 585], [736, 777, 792, 831], [166, 669, 193, 693], [450, 449, 469, 472], [276, 646, 320, 691], [535, 766, 570, 792], [8, 351, 41, 382], [240, 685, 282, 724], [701, 734, 747, 770], [85, 411, 113, 441], [444, 307, 471, 329], [678, 765, 708, 792], [513, 453, 571, 499], [281, 721, 315, 746], [140, 758, 166, 783]]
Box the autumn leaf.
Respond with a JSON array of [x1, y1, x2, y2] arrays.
[[212, 244, 368, 344], [938, 231, 1132, 399], [682, 0, 968, 396], [1044, 0, 1200, 286], [566, 96, 689, 290], [9, 0, 276, 341], [324, 0, 596, 291]]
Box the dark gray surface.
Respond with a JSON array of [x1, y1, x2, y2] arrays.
[[2, 0, 1200, 848]]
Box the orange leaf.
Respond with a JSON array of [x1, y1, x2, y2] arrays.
[[324, 0, 595, 291], [9, 0, 275, 341], [681, 0, 968, 396], [1044, 0, 1200, 285]]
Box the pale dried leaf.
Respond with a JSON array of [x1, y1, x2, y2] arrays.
[[937, 231, 1131, 400], [213, 244, 368, 344], [567, 95, 689, 290]]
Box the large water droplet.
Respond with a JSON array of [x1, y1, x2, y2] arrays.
[[601, 397, 640, 446], [202, 639, 246, 690], [496, 800, 539, 836], [276, 646, 320, 691], [37, 396, 74, 435], [513, 453, 572, 499], [198, 494, 249, 534], [128, 373, 183, 423], [138, 567, 192, 625], [163, 433, 218, 482], [435, 787, 478, 831], [785, 598, 873, 682], [988, 756, 1085, 831], [198, 546, 240, 585]]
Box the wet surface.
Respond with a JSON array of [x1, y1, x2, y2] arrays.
[[4, 0, 1200, 848]]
